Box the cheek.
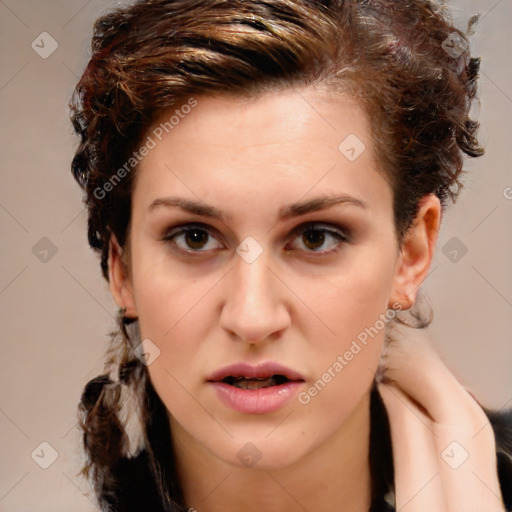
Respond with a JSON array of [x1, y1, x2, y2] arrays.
[[130, 237, 217, 338], [292, 251, 396, 404], [133, 272, 217, 381], [130, 249, 220, 402], [296, 249, 396, 349], [133, 272, 218, 433]]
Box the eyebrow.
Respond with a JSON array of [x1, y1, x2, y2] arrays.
[[147, 194, 367, 222]]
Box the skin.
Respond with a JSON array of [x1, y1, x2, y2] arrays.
[[378, 329, 504, 511], [108, 88, 504, 511]]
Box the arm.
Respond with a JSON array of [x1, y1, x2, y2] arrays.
[[377, 324, 509, 511]]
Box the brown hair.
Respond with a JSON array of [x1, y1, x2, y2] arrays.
[[70, 1, 484, 510]]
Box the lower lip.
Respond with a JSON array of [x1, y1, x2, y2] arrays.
[[209, 381, 304, 414]]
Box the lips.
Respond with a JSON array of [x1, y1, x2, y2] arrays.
[[207, 362, 305, 414], [207, 362, 305, 388]]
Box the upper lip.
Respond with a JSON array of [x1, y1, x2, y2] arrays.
[[207, 362, 305, 382]]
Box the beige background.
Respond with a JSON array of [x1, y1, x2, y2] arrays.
[[0, 0, 511, 510]]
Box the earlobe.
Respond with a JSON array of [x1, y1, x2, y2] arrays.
[[389, 194, 441, 310], [108, 234, 137, 318]]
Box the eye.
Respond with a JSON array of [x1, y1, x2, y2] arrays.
[[287, 222, 348, 254], [162, 221, 348, 255], [162, 223, 223, 253]]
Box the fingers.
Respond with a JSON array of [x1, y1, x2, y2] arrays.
[[380, 326, 485, 424], [378, 326, 506, 511]]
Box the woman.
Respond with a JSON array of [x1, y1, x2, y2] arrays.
[[71, 0, 512, 510]]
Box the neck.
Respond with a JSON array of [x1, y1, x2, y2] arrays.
[[170, 391, 373, 512]]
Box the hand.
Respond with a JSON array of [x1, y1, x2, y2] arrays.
[[377, 324, 506, 511]]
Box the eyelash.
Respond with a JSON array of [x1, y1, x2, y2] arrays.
[[162, 222, 349, 256]]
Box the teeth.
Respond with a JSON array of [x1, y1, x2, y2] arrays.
[[234, 377, 276, 389], [225, 375, 289, 389]]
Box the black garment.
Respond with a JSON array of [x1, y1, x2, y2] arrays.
[[112, 385, 512, 511]]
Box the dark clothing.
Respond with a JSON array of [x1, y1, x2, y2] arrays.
[[113, 385, 512, 511]]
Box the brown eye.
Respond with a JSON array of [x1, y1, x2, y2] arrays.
[[183, 229, 209, 249], [289, 223, 347, 254], [163, 224, 223, 253], [302, 229, 327, 250]]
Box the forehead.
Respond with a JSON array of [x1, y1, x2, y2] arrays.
[[147, 88, 370, 162], [132, 88, 392, 220]]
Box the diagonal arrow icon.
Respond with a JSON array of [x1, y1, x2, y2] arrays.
[[31, 441, 58, 469], [338, 134, 365, 161], [31, 32, 59, 59], [32, 237, 58, 263], [236, 236, 263, 263]]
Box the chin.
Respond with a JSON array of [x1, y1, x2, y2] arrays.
[[207, 429, 313, 471]]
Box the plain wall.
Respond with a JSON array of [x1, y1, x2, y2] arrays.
[[1, 0, 511, 510]]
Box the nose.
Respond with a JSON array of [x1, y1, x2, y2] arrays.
[[219, 249, 290, 345]]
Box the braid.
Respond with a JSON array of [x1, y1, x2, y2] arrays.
[[79, 373, 124, 509], [78, 310, 186, 511], [78, 311, 147, 510]]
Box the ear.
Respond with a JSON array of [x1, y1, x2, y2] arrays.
[[389, 194, 441, 310], [108, 234, 138, 319]]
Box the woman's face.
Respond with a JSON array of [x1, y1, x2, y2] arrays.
[[114, 88, 411, 469]]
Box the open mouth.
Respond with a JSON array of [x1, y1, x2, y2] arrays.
[[222, 374, 291, 390], [208, 362, 305, 413]]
